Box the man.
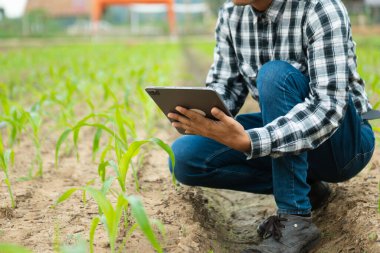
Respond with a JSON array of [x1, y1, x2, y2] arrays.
[[167, 0, 375, 252]]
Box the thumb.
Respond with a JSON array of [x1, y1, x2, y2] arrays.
[[211, 107, 230, 122]]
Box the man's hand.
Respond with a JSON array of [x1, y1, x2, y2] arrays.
[[167, 106, 251, 153]]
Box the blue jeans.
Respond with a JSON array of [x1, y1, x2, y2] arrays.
[[169, 61, 375, 215]]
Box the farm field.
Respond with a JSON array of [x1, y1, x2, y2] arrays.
[[0, 35, 380, 253]]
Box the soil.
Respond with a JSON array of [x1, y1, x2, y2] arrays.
[[0, 124, 214, 253], [1, 40, 380, 253]]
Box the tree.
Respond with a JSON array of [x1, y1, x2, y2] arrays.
[[0, 8, 5, 21]]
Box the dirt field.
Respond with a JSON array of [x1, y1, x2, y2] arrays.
[[1, 38, 380, 253], [0, 116, 379, 253]]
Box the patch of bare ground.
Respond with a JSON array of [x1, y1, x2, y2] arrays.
[[312, 153, 380, 253]]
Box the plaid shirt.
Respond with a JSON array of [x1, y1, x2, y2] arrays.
[[206, 0, 371, 159]]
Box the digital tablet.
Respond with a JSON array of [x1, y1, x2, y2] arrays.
[[145, 86, 232, 134]]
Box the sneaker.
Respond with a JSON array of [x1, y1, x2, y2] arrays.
[[242, 214, 320, 253]]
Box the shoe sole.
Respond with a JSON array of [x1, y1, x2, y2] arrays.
[[299, 234, 321, 253]]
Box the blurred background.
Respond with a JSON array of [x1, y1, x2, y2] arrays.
[[0, 0, 378, 38]]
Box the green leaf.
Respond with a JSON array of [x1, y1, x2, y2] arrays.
[[86, 98, 95, 112], [100, 141, 113, 163], [123, 117, 137, 139], [55, 129, 72, 168], [0, 133, 4, 154], [98, 161, 109, 182], [84, 187, 114, 224], [119, 140, 147, 191], [3, 149, 15, 170], [74, 123, 126, 149], [119, 138, 176, 191], [55, 188, 80, 206], [92, 128, 103, 161], [101, 176, 116, 195], [373, 101, 380, 110], [115, 107, 127, 144], [119, 223, 139, 253], [4, 177, 16, 208], [84, 187, 125, 252], [150, 219, 166, 238], [73, 127, 80, 161], [127, 195, 163, 253], [89, 217, 100, 253], [148, 138, 175, 181]]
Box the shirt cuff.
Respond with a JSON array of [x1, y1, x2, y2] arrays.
[[244, 128, 272, 159]]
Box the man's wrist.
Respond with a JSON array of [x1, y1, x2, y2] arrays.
[[232, 131, 251, 153]]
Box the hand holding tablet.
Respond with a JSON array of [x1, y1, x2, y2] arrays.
[[145, 86, 251, 153], [145, 86, 232, 134]]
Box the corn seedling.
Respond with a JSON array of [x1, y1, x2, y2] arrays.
[[55, 187, 164, 253], [55, 112, 116, 166], [1, 107, 44, 179], [55, 112, 175, 192], [96, 137, 175, 193], [0, 133, 16, 208], [25, 110, 43, 178], [0, 106, 29, 147]]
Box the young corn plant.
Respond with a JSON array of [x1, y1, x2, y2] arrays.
[[0, 133, 16, 208], [1, 107, 44, 179], [54, 104, 174, 252], [134, 84, 160, 137], [55, 109, 175, 193], [25, 110, 43, 178], [0, 106, 29, 147], [55, 186, 164, 253]]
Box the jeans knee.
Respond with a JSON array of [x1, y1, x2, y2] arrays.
[[168, 137, 198, 186], [257, 60, 293, 98], [257, 61, 309, 107]]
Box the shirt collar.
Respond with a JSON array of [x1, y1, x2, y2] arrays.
[[249, 0, 287, 24]]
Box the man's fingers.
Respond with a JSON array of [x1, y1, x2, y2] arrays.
[[211, 107, 230, 122], [168, 112, 191, 125], [175, 106, 205, 120]]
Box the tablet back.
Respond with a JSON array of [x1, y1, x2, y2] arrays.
[[145, 86, 232, 134]]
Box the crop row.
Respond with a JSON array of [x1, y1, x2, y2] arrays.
[[0, 41, 184, 252]]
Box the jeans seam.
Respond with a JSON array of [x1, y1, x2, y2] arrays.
[[279, 73, 302, 212], [283, 71, 302, 95], [340, 146, 375, 174]]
